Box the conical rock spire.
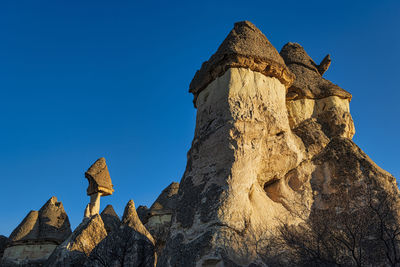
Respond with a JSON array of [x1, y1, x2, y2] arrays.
[[122, 200, 155, 245]]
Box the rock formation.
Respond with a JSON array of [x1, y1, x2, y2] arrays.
[[45, 214, 107, 266], [158, 21, 400, 266], [1, 196, 71, 266], [84, 157, 114, 218], [144, 182, 179, 254], [100, 204, 120, 233], [2, 20, 398, 267], [85, 200, 156, 267], [0, 236, 9, 261]]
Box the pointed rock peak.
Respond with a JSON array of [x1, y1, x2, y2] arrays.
[[122, 200, 155, 244], [85, 157, 114, 196], [122, 200, 137, 223], [38, 196, 72, 243], [101, 205, 119, 219], [101, 204, 117, 215], [189, 21, 295, 106], [149, 182, 179, 213], [280, 42, 319, 72], [46, 214, 107, 265], [101, 205, 120, 233], [39, 196, 62, 212], [9, 210, 39, 242], [217, 20, 285, 65]]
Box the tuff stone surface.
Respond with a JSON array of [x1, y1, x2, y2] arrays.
[[45, 214, 107, 266], [2, 197, 71, 266], [281, 43, 355, 138], [85, 200, 156, 267], [122, 200, 155, 245], [190, 21, 294, 105], [0, 235, 9, 260], [85, 157, 114, 196], [145, 182, 179, 255], [280, 42, 351, 101], [160, 67, 308, 266], [159, 22, 398, 266], [100, 204, 120, 233]]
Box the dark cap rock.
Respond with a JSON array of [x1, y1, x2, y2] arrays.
[[190, 21, 295, 106], [280, 42, 352, 100], [85, 157, 114, 196]]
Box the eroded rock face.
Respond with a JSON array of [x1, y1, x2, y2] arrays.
[[0, 235, 9, 261], [100, 204, 120, 233], [1, 197, 71, 266], [45, 214, 107, 266], [280, 42, 355, 139], [161, 66, 308, 266], [145, 182, 179, 254], [159, 21, 399, 266], [189, 21, 294, 105], [85, 200, 156, 267]]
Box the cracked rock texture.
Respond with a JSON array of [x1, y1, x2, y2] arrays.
[[159, 21, 399, 266], [45, 214, 107, 266], [1, 196, 71, 266], [85, 200, 156, 267], [100, 204, 120, 233]]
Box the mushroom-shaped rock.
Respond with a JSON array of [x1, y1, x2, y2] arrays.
[[45, 214, 107, 266], [3, 197, 71, 266], [189, 20, 295, 106], [84, 158, 114, 218], [100, 205, 120, 233], [280, 42, 351, 100], [85, 200, 156, 267], [280, 42, 355, 138]]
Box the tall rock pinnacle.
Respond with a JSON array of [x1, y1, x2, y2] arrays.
[[159, 21, 400, 266], [160, 21, 307, 266]]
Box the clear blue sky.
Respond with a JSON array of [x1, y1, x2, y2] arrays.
[[0, 0, 399, 236]]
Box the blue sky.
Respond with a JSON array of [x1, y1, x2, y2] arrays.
[[0, 0, 399, 235]]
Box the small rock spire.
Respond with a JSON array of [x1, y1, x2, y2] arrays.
[[317, 54, 331, 75]]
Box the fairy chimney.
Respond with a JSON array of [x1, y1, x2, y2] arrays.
[[84, 157, 114, 218]]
